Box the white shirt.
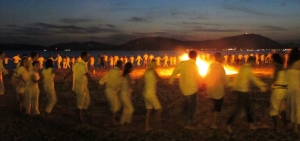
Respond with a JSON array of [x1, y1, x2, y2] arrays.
[[143, 68, 157, 98], [42, 68, 55, 87], [72, 60, 88, 91], [169, 59, 202, 96], [232, 63, 266, 92], [205, 62, 230, 99], [99, 67, 122, 91]]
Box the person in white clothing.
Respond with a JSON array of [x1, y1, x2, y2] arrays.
[[38, 55, 45, 69], [136, 55, 142, 67], [42, 59, 62, 116], [227, 57, 267, 133], [285, 47, 300, 133], [169, 51, 203, 130], [24, 61, 40, 115], [55, 54, 62, 69], [269, 53, 287, 132], [13, 54, 21, 69], [119, 63, 134, 125], [99, 60, 123, 125], [14, 57, 29, 113], [141, 59, 162, 131], [0, 51, 9, 106], [205, 53, 230, 129], [64, 52, 95, 123]]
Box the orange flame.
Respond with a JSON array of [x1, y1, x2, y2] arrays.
[[179, 53, 237, 76]]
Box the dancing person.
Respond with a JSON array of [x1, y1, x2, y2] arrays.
[[269, 53, 287, 132], [99, 60, 123, 125], [143, 53, 148, 67], [205, 53, 230, 129], [55, 54, 62, 69], [42, 59, 62, 116], [13, 54, 22, 69], [119, 63, 134, 125], [285, 47, 300, 132], [163, 54, 169, 67], [15, 57, 29, 113], [0, 51, 9, 105], [38, 55, 45, 69], [24, 61, 40, 115], [136, 55, 142, 67], [109, 56, 114, 68], [64, 52, 95, 123], [141, 59, 163, 131], [226, 57, 267, 133], [169, 50, 203, 130]]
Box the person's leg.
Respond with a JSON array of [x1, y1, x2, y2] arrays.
[[184, 93, 197, 129], [211, 98, 223, 128], [227, 91, 245, 133], [18, 93, 25, 113], [45, 87, 57, 115], [145, 109, 152, 131], [76, 90, 85, 123], [31, 88, 40, 115], [244, 92, 255, 130]]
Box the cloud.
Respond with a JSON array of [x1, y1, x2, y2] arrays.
[[261, 25, 286, 31], [59, 18, 92, 24], [127, 17, 148, 22], [107, 24, 116, 29], [222, 1, 268, 16], [35, 22, 84, 30], [194, 28, 240, 32]]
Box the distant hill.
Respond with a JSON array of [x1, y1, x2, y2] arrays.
[[0, 43, 46, 51], [1, 34, 298, 51], [47, 41, 116, 51]]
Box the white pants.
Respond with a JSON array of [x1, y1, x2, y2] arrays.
[[105, 89, 121, 113], [270, 89, 286, 116], [74, 85, 90, 109], [24, 86, 40, 115], [120, 92, 134, 124], [44, 85, 57, 113], [0, 80, 4, 95]]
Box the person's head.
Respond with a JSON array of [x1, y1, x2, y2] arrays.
[[149, 59, 156, 68], [80, 51, 90, 62], [0, 51, 5, 59], [20, 57, 29, 68], [272, 53, 283, 65], [288, 47, 300, 67], [123, 63, 133, 76], [247, 56, 256, 65], [22, 54, 28, 58], [30, 51, 38, 61], [188, 50, 197, 60], [32, 61, 39, 71], [214, 52, 223, 63], [116, 60, 123, 69], [45, 59, 54, 69]]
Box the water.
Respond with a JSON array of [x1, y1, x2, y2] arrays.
[[3, 50, 285, 70]]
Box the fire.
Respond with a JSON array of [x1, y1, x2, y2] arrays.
[[179, 53, 237, 76]]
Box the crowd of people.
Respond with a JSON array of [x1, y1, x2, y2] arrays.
[[0, 48, 299, 134]]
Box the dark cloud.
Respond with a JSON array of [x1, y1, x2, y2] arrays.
[[280, 2, 286, 7], [194, 28, 240, 32], [107, 24, 116, 29], [35, 22, 84, 30], [261, 26, 286, 31], [222, 1, 267, 15], [127, 17, 148, 22], [86, 27, 118, 33], [6, 24, 18, 27], [14, 26, 52, 36], [59, 18, 92, 24]]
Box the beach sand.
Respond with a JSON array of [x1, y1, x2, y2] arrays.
[[0, 65, 298, 140]]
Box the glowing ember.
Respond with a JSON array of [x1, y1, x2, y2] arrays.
[[179, 53, 237, 76]]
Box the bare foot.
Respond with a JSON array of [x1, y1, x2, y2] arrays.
[[145, 127, 152, 132], [227, 125, 233, 134], [210, 125, 219, 129], [249, 124, 256, 130], [184, 125, 196, 130]]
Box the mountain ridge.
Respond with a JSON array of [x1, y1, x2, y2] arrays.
[[1, 34, 298, 51]]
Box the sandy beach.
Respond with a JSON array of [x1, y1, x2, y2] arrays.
[[0, 65, 299, 140]]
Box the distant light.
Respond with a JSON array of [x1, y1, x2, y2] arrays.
[[44, 50, 47, 51]]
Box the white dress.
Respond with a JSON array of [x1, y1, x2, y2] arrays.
[[286, 60, 300, 124]]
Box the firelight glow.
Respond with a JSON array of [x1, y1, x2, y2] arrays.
[[179, 53, 237, 76]]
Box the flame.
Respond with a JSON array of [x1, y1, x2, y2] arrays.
[[179, 53, 237, 76]]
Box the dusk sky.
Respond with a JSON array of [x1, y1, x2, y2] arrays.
[[1, 0, 300, 46]]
